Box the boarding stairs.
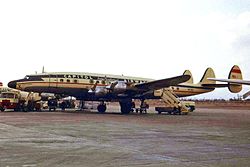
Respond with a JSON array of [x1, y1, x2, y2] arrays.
[[155, 88, 189, 114]]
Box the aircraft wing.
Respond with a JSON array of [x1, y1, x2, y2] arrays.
[[135, 75, 191, 90], [208, 78, 250, 85]]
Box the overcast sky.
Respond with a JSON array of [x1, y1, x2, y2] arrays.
[[0, 0, 249, 99]]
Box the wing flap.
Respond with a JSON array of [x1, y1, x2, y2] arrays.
[[135, 75, 191, 90]]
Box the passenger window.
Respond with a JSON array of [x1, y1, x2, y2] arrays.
[[74, 80, 78, 83], [60, 79, 64, 82], [67, 79, 70, 83]]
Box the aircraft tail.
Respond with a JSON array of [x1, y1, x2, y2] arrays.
[[199, 68, 216, 85], [228, 65, 243, 93], [183, 70, 193, 84]]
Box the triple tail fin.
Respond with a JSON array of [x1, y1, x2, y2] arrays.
[[199, 68, 216, 85], [183, 70, 193, 84], [228, 65, 243, 93]]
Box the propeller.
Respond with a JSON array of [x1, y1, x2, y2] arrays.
[[88, 81, 108, 97], [89, 81, 99, 92], [106, 81, 118, 90], [108, 81, 133, 93]]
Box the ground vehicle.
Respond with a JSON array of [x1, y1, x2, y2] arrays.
[[0, 92, 19, 111], [155, 101, 195, 114], [183, 101, 195, 111], [0, 91, 41, 111]]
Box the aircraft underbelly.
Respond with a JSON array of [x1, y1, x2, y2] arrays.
[[24, 85, 89, 98]]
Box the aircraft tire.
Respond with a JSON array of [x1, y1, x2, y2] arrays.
[[120, 100, 132, 114], [97, 104, 106, 113]]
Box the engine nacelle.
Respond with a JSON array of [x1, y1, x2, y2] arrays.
[[95, 86, 109, 96], [112, 81, 128, 93], [88, 86, 109, 97], [88, 81, 130, 97]]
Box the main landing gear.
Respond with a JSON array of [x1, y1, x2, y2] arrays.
[[97, 100, 133, 114], [119, 99, 133, 114], [96, 99, 141, 115], [97, 101, 106, 113]]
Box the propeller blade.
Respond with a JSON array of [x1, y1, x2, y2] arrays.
[[91, 81, 99, 91]]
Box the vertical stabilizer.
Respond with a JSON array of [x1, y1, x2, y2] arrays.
[[0, 82, 3, 87], [228, 65, 242, 93], [199, 68, 216, 85], [183, 70, 193, 84]]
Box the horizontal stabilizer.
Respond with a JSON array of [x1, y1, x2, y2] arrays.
[[243, 91, 250, 99], [207, 78, 250, 85], [135, 75, 191, 91], [207, 65, 244, 93]]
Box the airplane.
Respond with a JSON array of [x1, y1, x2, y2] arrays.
[[7, 66, 241, 114], [208, 65, 250, 99]]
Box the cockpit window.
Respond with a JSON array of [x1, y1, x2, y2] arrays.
[[22, 75, 47, 81]]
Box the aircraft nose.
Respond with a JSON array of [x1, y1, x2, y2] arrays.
[[8, 81, 17, 89]]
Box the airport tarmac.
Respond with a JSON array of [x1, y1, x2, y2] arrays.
[[0, 106, 250, 167]]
